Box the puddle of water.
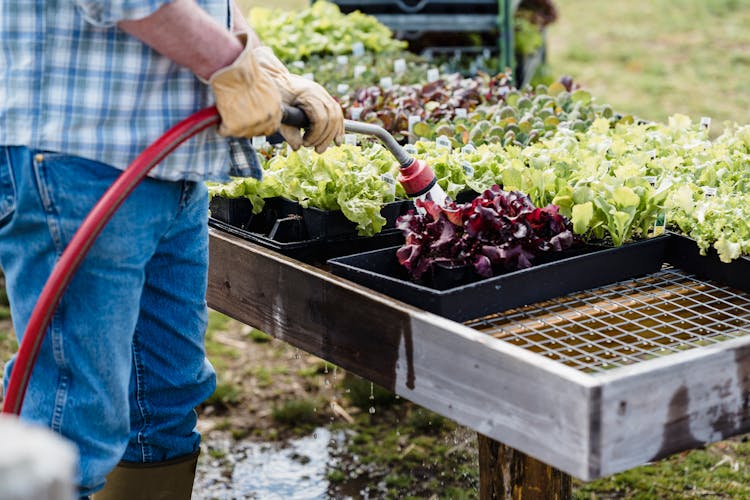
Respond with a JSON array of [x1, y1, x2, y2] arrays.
[[232, 428, 333, 499], [194, 427, 349, 500]]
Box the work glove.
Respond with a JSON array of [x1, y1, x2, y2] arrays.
[[253, 46, 344, 154], [209, 34, 283, 138]]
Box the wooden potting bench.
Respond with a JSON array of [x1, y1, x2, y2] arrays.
[[207, 228, 750, 498]]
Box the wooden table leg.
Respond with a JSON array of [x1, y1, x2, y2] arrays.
[[477, 433, 572, 500]]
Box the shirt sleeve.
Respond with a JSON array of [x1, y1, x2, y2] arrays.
[[74, 0, 173, 27]]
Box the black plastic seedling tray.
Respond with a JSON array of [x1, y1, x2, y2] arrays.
[[208, 196, 406, 263], [209, 196, 301, 227], [302, 199, 406, 241], [210, 196, 410, 242], [328, 235, 672, 321], [208, 217, 324, 263], [666, 233, 750, 294]]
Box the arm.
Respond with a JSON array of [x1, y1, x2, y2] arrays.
[[118, 0, 283, 138], [117, 0, 245, 82], [230, 1, 260, 42]]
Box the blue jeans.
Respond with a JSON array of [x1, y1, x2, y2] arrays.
[[0, 147, 216, 496]]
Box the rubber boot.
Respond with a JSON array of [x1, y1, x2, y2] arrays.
[[92, 450, 199, 500]]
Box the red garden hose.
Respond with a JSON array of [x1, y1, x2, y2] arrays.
[[1, 105, 441, 416], [2, 106, 221, 415]]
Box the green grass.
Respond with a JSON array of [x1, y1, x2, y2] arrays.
[[271, 398, 319, 426], [546, 0, 750, 127], [575, 438, 750, 498]]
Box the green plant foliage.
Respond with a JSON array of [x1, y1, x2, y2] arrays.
[[249, 1, 406, 63], [208, 143, 403, 236]]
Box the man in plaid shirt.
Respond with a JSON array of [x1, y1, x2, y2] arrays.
[[0, 1, 343, 498]]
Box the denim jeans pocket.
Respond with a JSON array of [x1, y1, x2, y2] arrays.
[[0, 148, 17, 228]]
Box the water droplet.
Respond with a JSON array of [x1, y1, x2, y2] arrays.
[[369, 407, 376, 414], [313, 432, 318, 439], [369, 382, 375, 400], [324, 363, 329, 374]]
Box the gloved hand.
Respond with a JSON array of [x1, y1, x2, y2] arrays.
[[253, 46, 344, 153], [209, 34, 282, 138]]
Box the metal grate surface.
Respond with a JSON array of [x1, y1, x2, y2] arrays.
[[466, 267, 750, 373]]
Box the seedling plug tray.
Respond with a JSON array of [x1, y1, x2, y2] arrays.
[[209, 196, 405, 263], [328, 236, 671, 321]]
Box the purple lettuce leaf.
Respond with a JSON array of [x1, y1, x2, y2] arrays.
[[395, 185, 577, 282]]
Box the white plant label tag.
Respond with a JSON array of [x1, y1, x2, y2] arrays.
[[436, 136, 452, 151], [337, 83, 350, 94], [651, 212, 667, 237], [455, 108, 468, 118], [701, 116, 712, 130], [404, 144, 418, 155], [462, 144, 477, 154], [351, 42, 365, 56], [350, 107, 363, 121], [702, 186, 717, 197], [427, 68, 440, 82], [252, 136, 267, 148], [344, 134, 358, 146], [462, 161, 475, 178], [354, 65, 366, 79], [394, 58, 406, 74], [337, 55, 349, 65], [380, 77, 393, 90], [381, 173, 397, 195]]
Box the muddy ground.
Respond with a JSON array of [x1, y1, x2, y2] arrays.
[[193, 313, 480, 499]]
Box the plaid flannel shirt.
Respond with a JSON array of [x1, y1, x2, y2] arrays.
[[0, 0, 262, 183]]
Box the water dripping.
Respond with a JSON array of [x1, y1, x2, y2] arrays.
[[368, 383, 376, 414]]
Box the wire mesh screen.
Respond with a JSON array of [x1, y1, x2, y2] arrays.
[[466, 267, 750, 373]]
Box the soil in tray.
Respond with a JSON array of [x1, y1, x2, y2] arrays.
[[329, 235, 671, 322]]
